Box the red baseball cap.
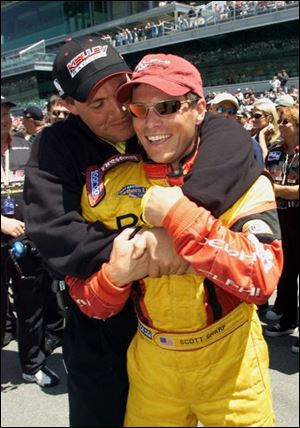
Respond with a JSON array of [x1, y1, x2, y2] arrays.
[[116, 54, 204, 103]]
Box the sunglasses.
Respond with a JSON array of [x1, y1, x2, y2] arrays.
[[251, 112, 268, 120], [127, 99, 198, 119], [277, 118, 291, 125], [216, 106, 237, 115], [52, 110, 69, 117]]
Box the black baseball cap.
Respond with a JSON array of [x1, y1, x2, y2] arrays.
[[1, 95, 16, 108], [23, 106, 44, 121], [52, 35, 132, 102]]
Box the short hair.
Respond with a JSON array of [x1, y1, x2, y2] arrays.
[[186, 92, 200, 102], [46, 94, 64, 112]]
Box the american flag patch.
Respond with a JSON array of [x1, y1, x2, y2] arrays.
[[159, 337, 174, 347]]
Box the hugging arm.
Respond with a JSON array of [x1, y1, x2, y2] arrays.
[[66, 227, 191, 319]]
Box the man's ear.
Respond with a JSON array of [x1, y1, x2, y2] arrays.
[[196, 98, 206, 125]]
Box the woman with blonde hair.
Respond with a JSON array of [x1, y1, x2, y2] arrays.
[[250, 98, 281, 159], [264, 104, 299, 354]]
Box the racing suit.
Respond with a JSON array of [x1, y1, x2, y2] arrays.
[[66, 128, 283, 426]]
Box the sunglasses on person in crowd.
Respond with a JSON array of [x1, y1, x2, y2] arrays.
[[277, 118, 291, 125], [52, 110, 69, 118], [251, 112, 269, 120], [126, 99, 199, 119], [216, 106, 237, 115]]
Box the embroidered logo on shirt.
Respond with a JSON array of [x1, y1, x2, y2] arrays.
[[118, 185, 146, 198], [86, 154, 141, 207]]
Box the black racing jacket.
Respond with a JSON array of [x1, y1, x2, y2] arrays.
[[23, 114, 139, 279]]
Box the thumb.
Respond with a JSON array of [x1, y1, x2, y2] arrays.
[[118, 227, 137, 241], [131, 235, 147, 259]]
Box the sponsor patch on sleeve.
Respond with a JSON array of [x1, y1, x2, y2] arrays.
[[242, 220, 273, 235]]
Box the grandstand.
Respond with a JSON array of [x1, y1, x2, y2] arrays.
[[1, 1, 299, 108]]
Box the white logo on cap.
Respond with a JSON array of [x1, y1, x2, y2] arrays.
[[135, 58, 170, 72], [67, 45, 108, 78], [53, 79, 65, 96]]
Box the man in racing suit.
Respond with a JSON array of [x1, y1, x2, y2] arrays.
[[66, 54, 283, 427]]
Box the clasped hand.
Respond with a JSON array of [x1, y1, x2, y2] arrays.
[[105, 225, 190, 287], [142, 185, 184, 226]]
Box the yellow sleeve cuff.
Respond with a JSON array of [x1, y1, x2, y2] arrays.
[[141, 187, 155, 228]]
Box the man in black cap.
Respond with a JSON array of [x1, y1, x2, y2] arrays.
[[1, 96, 62, 387], [24, 35, 167, 427], [22, 105, 45, 145]]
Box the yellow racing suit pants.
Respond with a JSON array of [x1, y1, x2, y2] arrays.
[[124, 303, 274, 427]]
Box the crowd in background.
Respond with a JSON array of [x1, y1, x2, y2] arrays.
[[94, 1, 298, 48]]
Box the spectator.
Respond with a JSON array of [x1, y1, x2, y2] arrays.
[[197, 7, 205, 26], [277, 69, 289, 93], [249, 99, 281, 159], [209, 92, 264, 165], [264, 105, 299, 355], [1, 96, 63, 387], [22, 106, 45, 145], [11, 115, 25, 137], [289, 86, 299, 103], [187, 5, 197, 28], [208, 92, 239, 118], [149, 22, 158, 38], [235, 88, 244, 105], [157, 20, 165, 37], [45, 95, 69, 125], [275, 93, 295, 109], [269, 75, 281, 94], [236, 109, 251, 126]]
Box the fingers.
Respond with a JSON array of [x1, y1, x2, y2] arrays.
[[10, 221, 25, 238], [147, 260, 161, 278], [131, 235, 147, 259], [18, 222, 25, 235], [175, 261, 192, 275], [116, 227, 137, 241]]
